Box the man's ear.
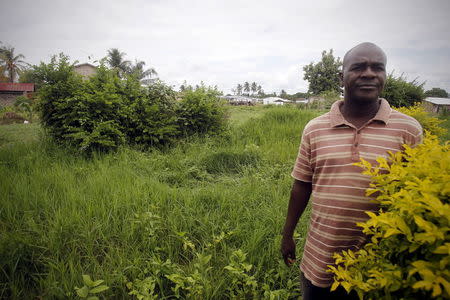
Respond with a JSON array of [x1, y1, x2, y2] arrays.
[[339, 71, 344, 87]]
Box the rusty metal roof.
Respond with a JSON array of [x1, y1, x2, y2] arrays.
[[0, 83, 35, 92]]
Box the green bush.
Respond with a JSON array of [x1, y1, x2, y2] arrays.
[[329, 136, 450, 299], [36, 54, 85, 142], [126, 80, 179, 146], [396, 103, 447, 138], [37, 55, 229, 153], [177, 87, 227, 137], [381, 73, 424, 107]]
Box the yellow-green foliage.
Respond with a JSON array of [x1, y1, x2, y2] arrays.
[[329, 135, 450, 300], [396, 103, 447, 137]]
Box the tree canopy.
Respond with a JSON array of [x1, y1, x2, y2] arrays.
[[0, 45, 27, 82], [424, 87, 448, 98], [303, 49, 342, 95], [105, 49, 157, 83], [106, 48, 131, 76]]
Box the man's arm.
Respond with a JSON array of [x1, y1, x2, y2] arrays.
[[281, 179, 312, 266]]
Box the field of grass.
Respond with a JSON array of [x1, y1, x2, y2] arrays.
[[0, 106, 320, 299]]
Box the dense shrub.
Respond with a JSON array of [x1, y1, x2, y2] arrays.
[[36, 54, 84, 141], [396, 103, 447, 137], [37, 55, 228, 153], [329, 136, 450, 300], [381, 73, 424, 107], [126, 80, 179, 146], [177, 87, 227, 137]]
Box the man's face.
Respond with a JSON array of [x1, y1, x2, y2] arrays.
[[342, 46, 387, 102]]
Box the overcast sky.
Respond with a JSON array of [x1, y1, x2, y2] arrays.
[[1, 0, 449, 94]]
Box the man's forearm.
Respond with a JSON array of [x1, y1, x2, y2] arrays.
[[282, 180, 312, 237]]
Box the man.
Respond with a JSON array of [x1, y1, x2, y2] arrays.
[[281, 42, 422, 300]]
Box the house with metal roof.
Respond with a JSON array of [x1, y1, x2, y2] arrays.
[[0, 83, 35, 107], [423, 97, 450, 113]]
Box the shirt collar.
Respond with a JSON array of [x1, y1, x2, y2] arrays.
[[329, 98, 391, 127]]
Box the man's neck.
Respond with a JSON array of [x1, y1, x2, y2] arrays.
[[340, 97, 381, 128]]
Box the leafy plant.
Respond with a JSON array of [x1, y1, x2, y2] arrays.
[[224, 249, 258, 298], [329, 135, 450, 300], [126, 80, 179, 146], [13, 96, 33, 122], [177, 86, 227, 137], [396, 103, 447, 138], [381, 72, 424, 107], [75, 275, 109, 300]]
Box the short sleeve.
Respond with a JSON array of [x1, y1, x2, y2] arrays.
[[291, 131, 313, 182], [404, 118, 423, 148]]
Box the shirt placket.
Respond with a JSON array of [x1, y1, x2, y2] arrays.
[[351, 128, 362, 162]]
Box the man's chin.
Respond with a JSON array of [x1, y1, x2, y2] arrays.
[[347, 91, 380, 103]]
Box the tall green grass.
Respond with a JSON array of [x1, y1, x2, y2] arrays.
[[0, 106, 319, 299]]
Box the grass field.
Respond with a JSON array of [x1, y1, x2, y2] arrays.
[[0, 106, 320, 299]]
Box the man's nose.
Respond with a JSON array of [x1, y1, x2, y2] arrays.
[[361, 67, 376, 78]]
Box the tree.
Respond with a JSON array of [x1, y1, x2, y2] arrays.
[[381, 73, 424, 107], [424, 87, 448, 98], [0, 45, 28, 82], [106, 48, 131, 77], [243, 82, 250, 96], [180, 80, 187, 92], [236, 84, 243, 95], [257, 85, 262, 96], [303, 49, 342, 95], [280, 89, 288, 99], [129, 59, 157, 81], [251, 82, 257, 95]]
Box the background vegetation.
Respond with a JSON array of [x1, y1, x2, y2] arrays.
[[0, 105, 319, 299]]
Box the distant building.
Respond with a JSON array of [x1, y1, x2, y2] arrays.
[[423, 97, 450, 113], [262, 97, 292, 105], [220, 95, 258, 105], [74, 63, 97, 79], [0, 83, 35, 106]]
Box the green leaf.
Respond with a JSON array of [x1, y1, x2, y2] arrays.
[[82, 274, 94, 287], [87, 297, 99, 300], [384, 228, 401, 238], [76, 286, 89, 298], [91, 280, 104, 287], [330, 281, 340, 291], [90, 285, 109, 294]]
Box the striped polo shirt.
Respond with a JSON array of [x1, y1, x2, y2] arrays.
[[291, 98, 423, 287]]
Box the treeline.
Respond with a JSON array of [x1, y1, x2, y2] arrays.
[[232, 82, 263, 96]]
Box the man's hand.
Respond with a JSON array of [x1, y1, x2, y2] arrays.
[[281, 235, 296, 266], [280, 180, 311, 267]]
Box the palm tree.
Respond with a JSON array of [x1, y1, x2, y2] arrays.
[[251, 82, 257, 95], [236, 84, 243, 95], [244, 82, 250, 96], [257, 85, 263, 96], [106, 48, 131, 77], [0, 46, 27, 82], [130, 59, 157, 81]]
